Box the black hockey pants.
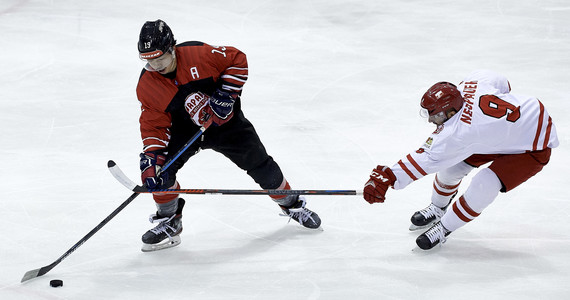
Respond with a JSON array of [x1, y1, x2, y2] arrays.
[[163, 110, 285, 190]]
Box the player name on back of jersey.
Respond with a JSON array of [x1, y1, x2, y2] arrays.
[[460, 81, 478, 125]]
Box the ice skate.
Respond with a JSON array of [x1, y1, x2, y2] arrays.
[[409, 192, 456, 231], [280, 196, 321, 229], [416, 221, 452, 250], [141, 198, 185, 252]]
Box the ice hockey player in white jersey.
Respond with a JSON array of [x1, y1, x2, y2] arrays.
[[363, 70, 559, 250]]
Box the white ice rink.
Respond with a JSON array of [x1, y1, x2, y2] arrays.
[[1, 0, 569, 299]]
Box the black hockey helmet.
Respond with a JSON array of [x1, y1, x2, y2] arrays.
[[138, 19, 176, 59]]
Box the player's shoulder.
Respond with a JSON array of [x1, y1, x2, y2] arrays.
[[175, 41, 215, 56], [459, 69, 511, 94], [136, 69, 174, 104], [177, 41, 206, 47], [137, 67, 160, 86]]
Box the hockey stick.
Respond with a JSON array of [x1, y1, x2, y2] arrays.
[[20, 192, 140, 283], [21, 127, 206, 283], [108, 159, 360, 196], [136, 188, 360, 196]]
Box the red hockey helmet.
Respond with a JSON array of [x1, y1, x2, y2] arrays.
[[420, 82, 463, 125]]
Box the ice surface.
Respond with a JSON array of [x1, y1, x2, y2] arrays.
[[1, 0, 569, 299]]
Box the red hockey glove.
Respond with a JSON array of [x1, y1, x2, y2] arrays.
[[140, 152, 168, 189], [209, 88, 237, 126], [363, 165, 396, 204], [184, 92, 213, 128]]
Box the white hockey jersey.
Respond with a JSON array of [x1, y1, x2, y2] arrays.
[[391, 70, 559, 190]]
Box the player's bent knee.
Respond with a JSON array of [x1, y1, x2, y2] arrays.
[[463, 168, 501, 212]]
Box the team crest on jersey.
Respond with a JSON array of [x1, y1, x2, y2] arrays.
[[184, 92, 208, 115], [423, 137, 433, 149]]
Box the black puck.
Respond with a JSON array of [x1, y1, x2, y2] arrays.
[[49, 279, 63, 287]]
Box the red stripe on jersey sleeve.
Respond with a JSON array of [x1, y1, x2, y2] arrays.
[[398, 159, 418, 181], [543, 116, 553, 149], [532, 101, 545, 151], [407, 154, 428, 176]]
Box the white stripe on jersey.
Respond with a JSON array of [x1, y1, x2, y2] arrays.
[[226, 67, 248, 71], [221, 74, 247, 83], [222, 84, 243, 92]]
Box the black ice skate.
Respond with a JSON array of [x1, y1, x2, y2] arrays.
[[409, 192, 456, 231], [141, 198, 185, 252], [280, 196, 321, 229], [416, 221, 452, 250]]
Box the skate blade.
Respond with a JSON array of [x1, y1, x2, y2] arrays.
[[409, 221, 437, 231], [141, 235, 181, 252], [303, 225, 324, 231], [409, 224, 429, 231]]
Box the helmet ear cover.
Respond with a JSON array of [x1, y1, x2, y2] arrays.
[[420, 82, 464, 122]]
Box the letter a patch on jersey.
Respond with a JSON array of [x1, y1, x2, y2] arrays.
[[190, 67, 200, 79]]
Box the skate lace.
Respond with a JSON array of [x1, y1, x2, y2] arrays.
[[425, 223, 449, 245], [148, 214, 177, 238], [419, 204, 446, 219], [280, 198, 314, 226]]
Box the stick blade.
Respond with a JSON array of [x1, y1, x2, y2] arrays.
[[21, 268, 41, 282], [21, 263, 54, 283], [107, 160, 139, 191]]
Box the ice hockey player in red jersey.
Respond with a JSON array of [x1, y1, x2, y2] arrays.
[[363, 70, 558, 250], [136, 19, 321, 251]]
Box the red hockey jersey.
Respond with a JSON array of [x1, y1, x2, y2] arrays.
[[136, 41, 248, 152]]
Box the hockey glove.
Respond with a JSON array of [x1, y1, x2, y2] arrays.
[[363, 165, 396, 204], [209, 88, 237, 126], [184, 92, 213, 128], [140, 152, 168, 189]]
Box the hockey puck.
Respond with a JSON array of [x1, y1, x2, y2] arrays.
[[49, 279, 63, 288]]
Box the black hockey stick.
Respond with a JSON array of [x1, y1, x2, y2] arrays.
[[108, 159, 360, 196], [21, 127, 206, 283], [20, 192, 141, 283], [136, 188, 360, 195]]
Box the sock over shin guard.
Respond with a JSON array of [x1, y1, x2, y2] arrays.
[[441, 168, 501, 232]]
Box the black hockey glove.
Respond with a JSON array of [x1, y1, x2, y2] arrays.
[[140, 152, 168, 189], [209, 88, 237, 125]]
